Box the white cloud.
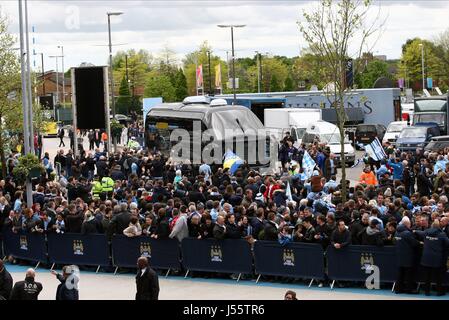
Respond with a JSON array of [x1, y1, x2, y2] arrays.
[[1, 0, 449, 71]]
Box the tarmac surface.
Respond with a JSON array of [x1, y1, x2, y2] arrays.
[[6, 263, 446, 300]]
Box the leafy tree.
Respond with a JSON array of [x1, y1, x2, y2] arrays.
[[0, 10, 22, 177], [174, 68, 188, 101], [116, 75, 132, 114], [284, 75, 295, 91], [299, 0, 384, 202], [144, 71, 176, 102], [397, 38, 444, 91], [270, 74, 282, 92], [356, 60, 392, 88]]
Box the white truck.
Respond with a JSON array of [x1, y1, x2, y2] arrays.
[[264, 108, 322, 146]]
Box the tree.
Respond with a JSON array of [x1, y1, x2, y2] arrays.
[[434, 29, 449, 91], [284, 75, 295, 91], [174, 68, 188, 101], [116, 75, 132, 114], [144, 71, 176, 102], [356, 59, 392, 88], [183, 41, 228, 95], [298, 0, 384, 202], [397, 38, 445, 91], [270, 74, 282, 92], [0, 10, 22, 178]]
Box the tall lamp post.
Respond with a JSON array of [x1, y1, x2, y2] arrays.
[[217, 24, 246, 105], [107, 12, 123, 153], [419, 43, 425, 92], [48, 55, 63, 104], [58, 45, 65, 105], [255, 51, 261, 93]]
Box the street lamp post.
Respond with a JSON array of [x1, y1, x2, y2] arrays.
[[419, 43, 425, 92], [49, 55, 62, 104], [107, 12, 123, 153], [58, 46, 65, 105], [255, 51, 261, 93], [218, 24, 246, 105]]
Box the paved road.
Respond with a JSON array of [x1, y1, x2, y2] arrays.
[[6, 264, 443, 301]]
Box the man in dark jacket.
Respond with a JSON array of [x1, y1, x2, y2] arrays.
[[107, 204, 131, 238], [251, 209, 265, 240], [65, 205, 84, 233], [52, 266, 79, 300], [0, 260, 13, 300], [96, 156, 108, 179], [263, 212, 279, 241], [9, 269, 42, 300], [415, 221, 449, 296], [360, 219, 386, 246], [330, 220, 351, 249], [301, 217, 316, 243], [350, 213, 369, 245], [394, 218, 420, 294], [213, 215, 226, 240], [136, 257, 159, 300]]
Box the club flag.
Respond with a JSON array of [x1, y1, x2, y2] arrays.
[[302, 151, 316, 179], [215, 64, 222, 89], [365, 137, 387, 161], [196, 65, 203, 89], [223, 150, 244, 175]]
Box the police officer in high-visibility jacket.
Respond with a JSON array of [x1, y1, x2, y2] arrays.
[[101, 170, 114, 201], [91, 175, 103, 201]]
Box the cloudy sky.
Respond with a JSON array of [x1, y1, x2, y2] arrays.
[[1, 0, 449, 72]]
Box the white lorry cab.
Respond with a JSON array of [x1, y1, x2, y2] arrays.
[[302, 121, 355, 166], [264, 108, 322, 147]]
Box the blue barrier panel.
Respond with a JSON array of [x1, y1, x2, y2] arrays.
[[181, 238, 253, 274], [327, 245, 398, 283], [112, 235, 180, 270], [47, 233, 110, 266], [3, 230, 47, 263], [253, 241, 325, 280]]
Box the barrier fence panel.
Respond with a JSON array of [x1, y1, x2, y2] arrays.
[[253, 241, 325, 280], [327, 245, 398, 283], [47, 233, 110, 267], [181, 238, 253, 274], [112, 235, 181, 270], [2, 230, 47, 263]]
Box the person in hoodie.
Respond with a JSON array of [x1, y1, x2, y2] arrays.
[[360, 219, 385, 246], [414, 220, 449, 296], [394, 217, 420, 294]]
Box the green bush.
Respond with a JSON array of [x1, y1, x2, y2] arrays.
[[12, 154, 45, 184]]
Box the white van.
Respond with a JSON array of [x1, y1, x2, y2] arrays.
[[382, 121, 409, 145], [302, 121, 355, 166]]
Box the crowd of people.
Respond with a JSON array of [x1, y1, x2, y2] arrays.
[[1, 123, 449, 297]]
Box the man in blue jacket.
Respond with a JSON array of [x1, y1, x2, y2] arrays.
[[51, 266, 79, 300], [415, 221, 449, 296], [394, 217, 420, 294], [388, 158, 404, 181]]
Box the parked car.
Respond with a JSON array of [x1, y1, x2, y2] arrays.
[[396, 124, 440, 153], [355, 124, 386, 148], [382, 121, 408, 145], [424, 135, 449, 152]]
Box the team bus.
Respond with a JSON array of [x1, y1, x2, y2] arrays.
[[145, 96, 273, 169]]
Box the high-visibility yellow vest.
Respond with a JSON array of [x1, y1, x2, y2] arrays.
[[101, 177, 114, 192], [92, 181, 103, 199]]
